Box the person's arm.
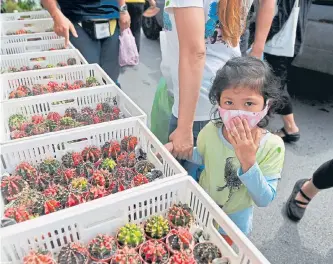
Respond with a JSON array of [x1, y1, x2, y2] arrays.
[[118, 0, 130, 31], [250, 0, 275, 58], [41, 0, 77, 46], [168, 7, 206, 160]]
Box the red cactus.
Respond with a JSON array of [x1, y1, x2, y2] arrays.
[[47, 81, 59, 90], [92, 115, 101, 124], [56, 167, 77, 185], [102, 140, 121, 159], [121, 136, 138, 152], [47, 112, 61, 123], [44, 199, 61, 214], [28, 172, 52, 191], [20, 122, 34, 135], [90, 170, 111, 188], [4, 206, 32, 223], [10, 130, 28, 139], [1, 174, 27, 202], [43, 183, 68, 207], [65, 192, 85, 208], [116, 152, 128, 167], [133, 174, 149, 187], [31, 115, 45, 124], [9, 89, 27, 99], [88, 185, 108, 200], [31, 124, 48, 135], [81, 107, 94, 116], [61, 151, 83, 168], [68, 83, 80, 90], [23, 249, 56, 264], [81, 146, 101, 163], [52, 84, 65, 93], [111, 106, 121, 116], [169, 251, 196, 264], [15, 162, 37, 182], [32, 84, 49, 95], [128, 152, 136, 168], [73, 80, 85, 87]]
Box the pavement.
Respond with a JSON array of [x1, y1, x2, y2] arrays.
[[119, 34, 333, 264]]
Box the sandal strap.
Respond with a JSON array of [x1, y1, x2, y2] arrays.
[[294, 200, 309, 206], [299, 188, 312, 202], [281, 127, 288, 136]]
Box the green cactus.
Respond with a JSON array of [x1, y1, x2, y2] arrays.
[[99, 158, 117, 172], [145, 215, 170, 239], [60, 116, 76, 127], [38, 158, 61, 176], [8, 114, 27, 130], [117, 223, 145, 248], [88, 234, 117, 260]]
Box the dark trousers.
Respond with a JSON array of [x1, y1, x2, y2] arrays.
[[127, 3, 144, 53], [264, 53, 294, 116], [312, 159, 333, 190], [69, 23, 120, 82]]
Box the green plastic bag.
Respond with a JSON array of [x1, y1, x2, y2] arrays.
[[150, 77, 174, 145]]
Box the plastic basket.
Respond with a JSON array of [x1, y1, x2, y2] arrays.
[[1, 33, 72, 55], [1, 18, 54, 36], [0, 10, 51, 21], [0, 177, 270, 264], [0, 85, 147, 143], [1, 49, 88, 73], [0, 64, 114, 101]]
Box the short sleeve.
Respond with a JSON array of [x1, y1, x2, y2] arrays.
[[164, 0, 204, 13], [258, 135, 285, 180]]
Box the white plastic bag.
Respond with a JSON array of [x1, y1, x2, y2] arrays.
[[119, 28, 139, 67], [264, 0, 300, 57]]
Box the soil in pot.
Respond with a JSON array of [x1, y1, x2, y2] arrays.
[[193, 242, 222, 264]]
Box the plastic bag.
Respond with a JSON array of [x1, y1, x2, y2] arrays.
[[119, 28, 139, 67], [150, 77, 174, 145]]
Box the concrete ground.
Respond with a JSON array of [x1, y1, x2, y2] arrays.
[[119, 35, 333, 264]]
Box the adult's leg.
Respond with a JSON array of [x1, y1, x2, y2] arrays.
[[69, 23, 101, 64], [100, 25, 120, 83], [127, 3, 144, 52], [265, 53, 300, 142]]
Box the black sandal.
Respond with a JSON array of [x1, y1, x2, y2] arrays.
[[286, 179, 311, 221], [275, 127, 300, 143]]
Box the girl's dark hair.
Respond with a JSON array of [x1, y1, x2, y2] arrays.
[[209, 56, 283, 128]]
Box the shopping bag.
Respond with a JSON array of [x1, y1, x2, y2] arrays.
[[264, 0, 300, 57], [150, 77, 174, 145], [119, 28, 139, 67]]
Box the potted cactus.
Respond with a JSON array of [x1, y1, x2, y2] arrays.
[[8, 113, 27, 131], [133, 174, 149, 187], [168, 251, 196, 264], [70, 177, 90, 194], [23, 249, 56, 264], [4, 206, 33, 223], [134, 161, 155, 175], [166, 228, 194, 254], [145, 170, 163, 182], [139, 240, 169, 264], [76, 161, 95, 179], [121, 136, 138, 152], [193, 242, 222, 264], [88, 185, 108, 201], [90, 170, 112, 189], [111, 246, 141, 264], [43, 183, 69, 207], [81, 146, 102, 163], [167, 203, 193, 228], [144, 215, 170, 241], [62, 152, 83, 168], [86, 77, 100, 87], [99, 158, 117, 172], [28, 172, 52, 191], [38, 158, 61, 176], [1, 174, 28, 203], [15, 162, 37, 182], [102, 140, 121, 159], [87, 234, 117, 262], [58, 242, 88, 264], [117, 223, 145, 249], [55, 167, 77, 186]]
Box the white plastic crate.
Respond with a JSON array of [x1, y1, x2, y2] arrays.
[[0, 177, 270, 264], [1, 18, 54, 36], [0, 10, 51, 21], [0, 85, 147, 143], [1, 33, 72, 55], [0, 64, 114, 101], [1, 49, 88, 73]]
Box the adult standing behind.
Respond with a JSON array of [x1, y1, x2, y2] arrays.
[[41, 0, 131, 83], [164, 0, 276, 163]]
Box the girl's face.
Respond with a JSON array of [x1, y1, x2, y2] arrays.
[[220, 86, 265, 112]]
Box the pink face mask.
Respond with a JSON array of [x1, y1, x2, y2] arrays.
[[218, 102, 270, 131]]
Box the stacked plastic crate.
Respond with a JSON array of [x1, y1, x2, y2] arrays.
[[0, 10, 270, 264]]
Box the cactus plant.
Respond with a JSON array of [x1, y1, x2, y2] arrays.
[[193, 242, 222, 264], [96, 102, 112, 113], [20, 66, 31, 71], [81, 146, 101, 163], [67, 57, 77, 65], [133, 174, 149, 187], [76, 161, 95, 179], [114, 167, 136, 185], [144, 215, 170, 240], [90, 170, 112, 189], [168, 251, 196, 264], [102, 140, 121, 159], [111, 247, 141, 264], [4, 206, 33, 223], [146, 170, 164, 182], [28, 172, 52, 191], [86, 76, 100, 87], [167, 203, 193, 228], [65, 192, 86, 208], [166, 228, 193, 254], [38, 158, 61, 176], [31, 123, 49, 135], [9, 89, 27, 99], [58, 243, 88, 264], [81, 107, 94, 116], [43, 183, 68, 207], [60, 116, 76, 127], [88, 185, 108, 200], [33, 64, 42, 70], [32, 84, 51, 95], [88, 234, 117, 262], [121, 136, 138, 152], [70, 177, 89, 193], [117, 223, 145, 248], [55, 167, 77, 185], [127, 152, 136, 168], [99, 158, 117, 172], [75, 113, 94, 125], [116, 152, 129, 167], [15, 162, 37, 182], [65, 107, 78, 119], [20, 122, 34, 135], [46, 112, 62, 123], [1, 174, 28, 203], [43, 199, 61, 214], [8, 114, 27, 131], [8, 66, 18, 72], [134, 160, 155, 175], [61, 152, 83, 168], [10, 130, 28, 139], [57, 62, 68, 67], [140, 240, 169, 264], [23, 249, 56, 264], [31, 115, 45, 125]]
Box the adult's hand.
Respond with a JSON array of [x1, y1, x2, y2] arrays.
[[169, 127, 193, 160], [53, 11, 78, 47], [119, 11, 131, 31]]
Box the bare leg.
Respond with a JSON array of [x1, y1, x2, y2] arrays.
[[294, 179, 319, 208], [281, 114, 299, 134]]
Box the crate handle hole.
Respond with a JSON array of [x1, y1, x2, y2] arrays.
[[66, 138, 88, 145], [51, 99, 75, 106], [30, 56, 46, 62]]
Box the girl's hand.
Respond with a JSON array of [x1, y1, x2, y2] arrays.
[[228, 117, 261, 173]]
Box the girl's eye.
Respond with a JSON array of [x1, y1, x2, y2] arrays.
[[245, 102, 254, 106], [225, 101, 233, 105]]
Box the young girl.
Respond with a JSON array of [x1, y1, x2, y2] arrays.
[[167, 56, 285, 241]]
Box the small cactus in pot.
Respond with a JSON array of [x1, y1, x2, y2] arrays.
[[1, 174, 28, 203], [58, 242, 88, 264], [132, 174, 149, 187], [76, 161, 95, 179], [46, 112, 62, 123], [43, 183, 69, 207], [65, 192, 86, 208], [81, 146, 102, 163], [43, 199, 62, 214], [167, 203, 193, 228], [31, 115, 45, 125], [99, 158, 117, 172], [146, 170, 164, 182], [23, 249, 56, 264], [134, 160, 155, 175], [111, 247, 141, 264], [102, 140, 121, 159], [166, 228, 194, 254], [65, 107, 79, 119], [144, 215, 170, 241], [62, 152, 83, 168], [70, 177, 89, 193], [31, 123, 49, 136], [193, 242, 222, 264], [140, 240, 169, 264], [55, 167, 77, 186], [10, 130, 28, 139], [116, 152, 129, 167], [121, 136, 138, 152], [4, 206, 33, 223], [28, 172, 52, 191], [117, 223, 145, 249], [114, 167, 136, 185], [15, 162, 37, 182], [8, 114, 27, 131], [168, 251, 196, 264], [87, 234, 117, 262], [90, 170, 112, 189], [87, 185, 108, 201], [86, 76, 100, 87], [38, 158, 61, 176]]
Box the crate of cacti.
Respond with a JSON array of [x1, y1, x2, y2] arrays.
[[0, 10, 51, 21], [0, 63, 114, 101], [0, 18, 54, 36], [0, 33, 73, 55], [0, 85, 147, 143], [0, 49, 88, 74], [0, 177, 270, 264]]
